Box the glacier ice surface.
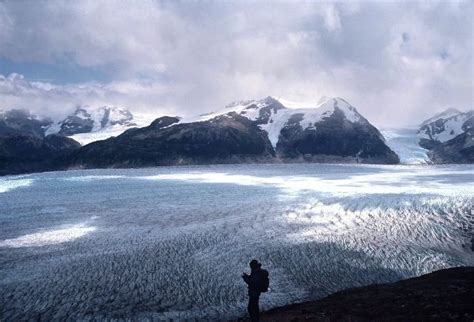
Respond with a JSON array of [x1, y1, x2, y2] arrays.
[[0, 164, 473, 320]]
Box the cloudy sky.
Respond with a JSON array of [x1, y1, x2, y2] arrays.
[[0, 1, 472, 125]]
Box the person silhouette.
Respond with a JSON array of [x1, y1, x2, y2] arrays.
[[242, 259, 269, 322]]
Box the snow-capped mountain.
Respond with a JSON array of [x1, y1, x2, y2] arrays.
[[66, 96, 399, 169], [417, 108, 473, 163], [46, 106, 135, 136], [187, 96, 374, 148], [418, 108, 473, 145], [45, 106, 154, 145], [419, 108, 463, 127]]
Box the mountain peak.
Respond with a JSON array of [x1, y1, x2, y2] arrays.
[[315, 97, 362, 123], [317, 96, 352, 108], [260, 96, 279, 105], [420, 107, 463, 126], [442, 107, 463, 114], [418, 108, 472, 144]]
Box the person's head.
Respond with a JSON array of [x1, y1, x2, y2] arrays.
[[249, 259, 261, 271]]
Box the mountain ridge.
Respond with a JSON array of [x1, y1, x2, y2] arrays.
[[65, 97, 400, 169]]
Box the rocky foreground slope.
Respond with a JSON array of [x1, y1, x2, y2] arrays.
[[247, 266, 474, 322]]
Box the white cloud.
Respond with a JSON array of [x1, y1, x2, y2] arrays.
[[0, 1, 472, 125], [0, 73, 177, 119], [321, 4, 342, 31]]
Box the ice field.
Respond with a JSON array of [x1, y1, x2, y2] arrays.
[[1, 164, 473, 320]]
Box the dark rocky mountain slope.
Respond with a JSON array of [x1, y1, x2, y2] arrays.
[[66, 114, 276, 168], [0, 109, 80, 175], [275, 103, 397, 163], [428, 128, 474, 164], [0, 109, 52, 138], [0, 134, 80, 176]]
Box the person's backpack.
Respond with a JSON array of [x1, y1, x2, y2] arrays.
[[259, 269, 269, 292]]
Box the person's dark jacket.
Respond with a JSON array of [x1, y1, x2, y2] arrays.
[[243, 269, 264, 296]]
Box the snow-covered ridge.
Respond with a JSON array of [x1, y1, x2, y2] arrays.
[[44, 106, 155, 145], [420, 108, 462, 127], [46, 106, 134, 134], [197, 96, 362, 122], [417, 108, 473, 143], [184, 96, 366, 147], [68, 113, 155, 145], [1, 97, 370, 148]]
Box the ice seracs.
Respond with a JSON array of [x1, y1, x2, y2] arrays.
[[1, 165, 473, 320]]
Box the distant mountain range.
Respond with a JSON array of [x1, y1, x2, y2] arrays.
[[66, 97, 399, 169], [0, 98, 473, 175]]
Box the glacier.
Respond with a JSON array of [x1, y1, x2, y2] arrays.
[[0, 164, 473, 320], [381, 127, 429, 164]]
